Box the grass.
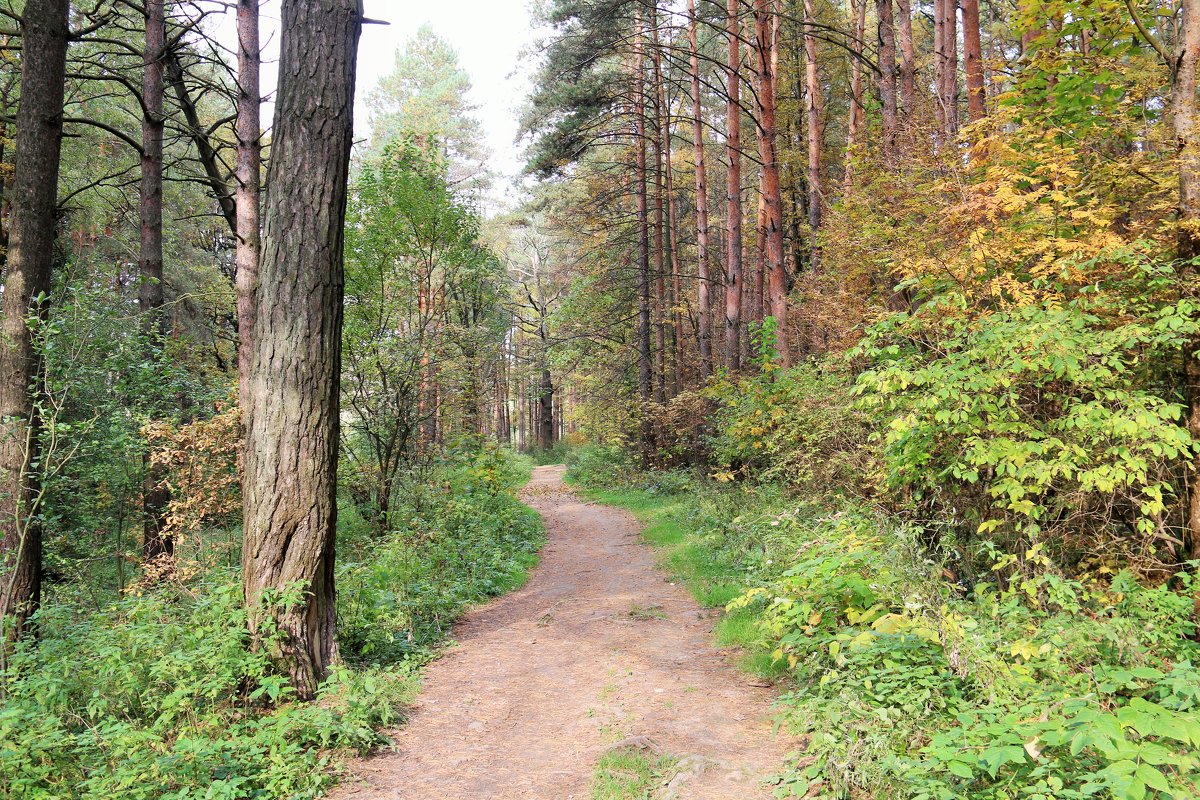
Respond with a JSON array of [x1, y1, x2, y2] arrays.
[[592, 745, 677, 800], [569, 480, 784, 679]]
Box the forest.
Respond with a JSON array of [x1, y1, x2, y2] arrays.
[[1, 0, 1200, 797]]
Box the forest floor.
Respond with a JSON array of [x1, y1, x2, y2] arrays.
[[329, 464, 792, 799]]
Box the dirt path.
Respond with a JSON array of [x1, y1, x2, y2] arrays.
[[331, 465, 791, 799]]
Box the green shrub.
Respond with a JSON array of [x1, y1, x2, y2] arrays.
[[568, 443, 637, 489], [0, 578, 415, 799], [852, 292, 1195, 570], [337, 444, 544, 664], [706, 327, 875, 495]]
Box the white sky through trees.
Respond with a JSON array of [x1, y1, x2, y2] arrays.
[[220, 0, 539, 208]]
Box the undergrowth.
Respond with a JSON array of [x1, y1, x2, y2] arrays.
[[0, 444, 542, 799], [568, 444, 1200, 800]]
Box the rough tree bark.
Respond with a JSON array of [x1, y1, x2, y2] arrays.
[[725, 0, 744, 371], [0, 0, 68, 664], [141, 0, 171, 567], [242, 0, 362, 700], [755, 0, 789, 365], [236, 0, 261, 413], [688, 0, 713, 380], [962, 0, 986, 121]]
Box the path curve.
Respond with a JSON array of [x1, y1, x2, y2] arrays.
[[330, 465, 790, 799]]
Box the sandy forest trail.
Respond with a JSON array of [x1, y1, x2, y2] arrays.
[[331, 465, 792, 799]]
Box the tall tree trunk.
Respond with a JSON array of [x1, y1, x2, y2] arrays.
[[688, 0, 713, 380], [896, 0, 916, 117], [802, 0, 822, 272], [515, 331, 527, 451], [753, 189, 766, 325], [756, 0, 789, 365], [651, 15, 681, 394], [936, 0, 960, 136], [934, 0, 946, 131], [962, 0, 985, 120], [661, 97, 683, 396], [242, 0, 361, 701], [724, 0, 743, 371], [237, 0, 262, 413], [1173, 0, 1200, 558], [846, 0, 867, 160], [0, 0, 68, 664], [650, 8, 667, 404], [634, 12, 654, 455], [141, 0, 171, 567], [877, 0, 899, 157]]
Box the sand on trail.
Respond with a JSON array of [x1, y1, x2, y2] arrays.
[[329, 465, 793, 800]]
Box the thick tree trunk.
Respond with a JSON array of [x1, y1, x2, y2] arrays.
[[242, 0, 361, 701], [1174, 0, 1200, 559], [896, 0, 916, 116], [0, 0, 68, 664], [757, 0, 788, 365], [688, 0, 713, 380], [877, 0, 899, 156], [237, 0, 262, 414], [724, 0, 743, 371], [141, 0, 171, 567], [962, 0, 986, 121]]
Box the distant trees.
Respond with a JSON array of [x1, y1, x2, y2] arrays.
[[341, 139, 508, 534], [519, 0, 1200, 574], [366, 25, 490, 189]]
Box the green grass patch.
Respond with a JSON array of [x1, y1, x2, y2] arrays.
[[592, 746, 677, 800]]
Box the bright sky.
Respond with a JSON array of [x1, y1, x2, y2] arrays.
[[229, 0, 540, 207], [356, 0, 539, 205]]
